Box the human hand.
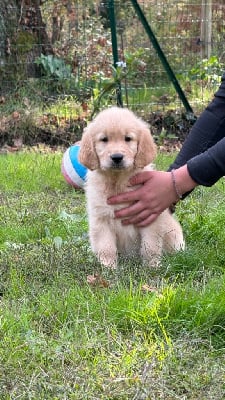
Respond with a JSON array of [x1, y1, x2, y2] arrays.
[[107, 170, 179, 227]]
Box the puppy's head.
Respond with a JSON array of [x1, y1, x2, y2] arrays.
[[79, 107, 157, 171]]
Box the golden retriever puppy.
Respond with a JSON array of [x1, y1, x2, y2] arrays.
[[79, 107, 184, 268]]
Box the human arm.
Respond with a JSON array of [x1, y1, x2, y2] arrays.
[[169, 77, 225, 172], [187, 136, 225, 186], [108, 135, 225, 227]]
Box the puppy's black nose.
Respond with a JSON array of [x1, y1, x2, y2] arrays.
[[111, 153, 124, 164]]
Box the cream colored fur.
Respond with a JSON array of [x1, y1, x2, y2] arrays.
[[79, 107, 184, 268]]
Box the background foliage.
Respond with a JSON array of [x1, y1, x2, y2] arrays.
[[0, 0, 225, 146]]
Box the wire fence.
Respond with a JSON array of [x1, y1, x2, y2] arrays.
[[0, 0, 225, 144]]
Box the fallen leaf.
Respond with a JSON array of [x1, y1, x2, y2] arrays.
[[0, 96, 6, 104], [87, 274, 110, 288], [12, 111, 20, 120], [7, 146, 20, 152]]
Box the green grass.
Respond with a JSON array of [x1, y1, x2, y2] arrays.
[[0, 150, 225, 399]]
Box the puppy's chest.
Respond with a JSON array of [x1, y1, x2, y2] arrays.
[[89, 192, 139, 251], [89, 190, 129, 219], [88, 180, 134, 217]]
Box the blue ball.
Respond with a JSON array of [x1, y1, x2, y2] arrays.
[[61, 142, 87, 189]]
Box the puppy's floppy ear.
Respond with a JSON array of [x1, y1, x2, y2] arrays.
[[79, 128, 99, 170], [135, 125, 157, 168]]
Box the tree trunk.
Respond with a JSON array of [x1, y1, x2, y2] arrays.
[[0, 0, 53, 84], [17, 0, 54, 56], [0, 0, 17, 69]]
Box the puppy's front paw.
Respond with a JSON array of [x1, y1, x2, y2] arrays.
[[147, 256, 161, 268], [98, 252, 117, 269]]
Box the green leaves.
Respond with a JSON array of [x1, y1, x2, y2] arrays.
[[187, 55, 224, 84], [35, 54, 72, 80]]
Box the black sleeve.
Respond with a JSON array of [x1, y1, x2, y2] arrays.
[[168, 72, 225, 191], [169, 72, 225, 173], [187, 137, 225, 186]]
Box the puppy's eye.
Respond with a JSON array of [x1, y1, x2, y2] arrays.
[[100, 137, 108, 143], [125, 136, 132, 142]]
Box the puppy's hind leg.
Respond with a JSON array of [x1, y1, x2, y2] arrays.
[[90, 225, 118, 268]]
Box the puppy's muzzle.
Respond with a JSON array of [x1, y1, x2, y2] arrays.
[[110, 153, 124, 168]]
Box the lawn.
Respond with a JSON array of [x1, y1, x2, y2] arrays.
[[0, 149, 225, 399]]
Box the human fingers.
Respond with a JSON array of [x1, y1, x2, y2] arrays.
[[129, 171, 154, 186], [135, 212, 160, 227], [108, 187, 142, 205], [108, 172, 154, 205], [121, 208, 152, 225], [114, 200, 145, 219]]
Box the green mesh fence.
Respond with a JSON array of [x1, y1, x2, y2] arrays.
[[0, 1, 224, 144]]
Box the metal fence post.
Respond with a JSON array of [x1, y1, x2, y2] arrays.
[[130, 0, 194, 116], [107, 0, 123, 107]]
